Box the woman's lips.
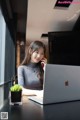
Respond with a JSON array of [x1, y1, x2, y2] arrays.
[[36, 58, 40, 61]]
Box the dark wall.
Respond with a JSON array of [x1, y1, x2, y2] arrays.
[[1, 0, 17, 43], [4, 25, 16, 100], [48, 31, 80, 66], [0, 1, 16, 101]]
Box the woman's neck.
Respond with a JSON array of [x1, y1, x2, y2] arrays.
[[27, 62, 39, 68]]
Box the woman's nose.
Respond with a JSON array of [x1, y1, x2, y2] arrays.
[[37, 54, 41, 58]]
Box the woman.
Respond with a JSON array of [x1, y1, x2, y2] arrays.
[[17, 41, 47, 95]]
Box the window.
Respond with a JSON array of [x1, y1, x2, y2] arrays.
[[0, 9, 6, 84]]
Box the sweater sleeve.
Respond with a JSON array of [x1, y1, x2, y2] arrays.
[[17, 66, 24, 87]]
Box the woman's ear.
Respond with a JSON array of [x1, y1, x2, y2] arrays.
[[29, 48, 32, 54]]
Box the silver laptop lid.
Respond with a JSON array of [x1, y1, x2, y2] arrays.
[[43, 64, 80, 104]]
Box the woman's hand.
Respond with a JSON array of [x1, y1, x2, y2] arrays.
[[41, 58, 47, 64], [41, 58, 47, 71]]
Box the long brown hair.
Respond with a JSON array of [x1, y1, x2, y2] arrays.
[[21, 41, 46, 65]]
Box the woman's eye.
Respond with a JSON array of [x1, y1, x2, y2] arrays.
[[41, 53, 44, 55], [35, 51, 38, 53], [40, 53, 44, 56]]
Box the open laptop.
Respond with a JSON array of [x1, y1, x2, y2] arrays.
[[28, 64, 80, 105]]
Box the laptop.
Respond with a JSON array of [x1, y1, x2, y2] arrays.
[[28, 64, 80, 105]]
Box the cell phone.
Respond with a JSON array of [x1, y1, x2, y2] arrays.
[[41, 57, 45, 61], [41, 58, 45, 67]]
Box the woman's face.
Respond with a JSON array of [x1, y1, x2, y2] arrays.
[[30, 47, 44, 63]]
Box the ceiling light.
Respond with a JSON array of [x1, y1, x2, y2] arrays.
[[41, 34, 48, 38], [20, 41, 25, 46]]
